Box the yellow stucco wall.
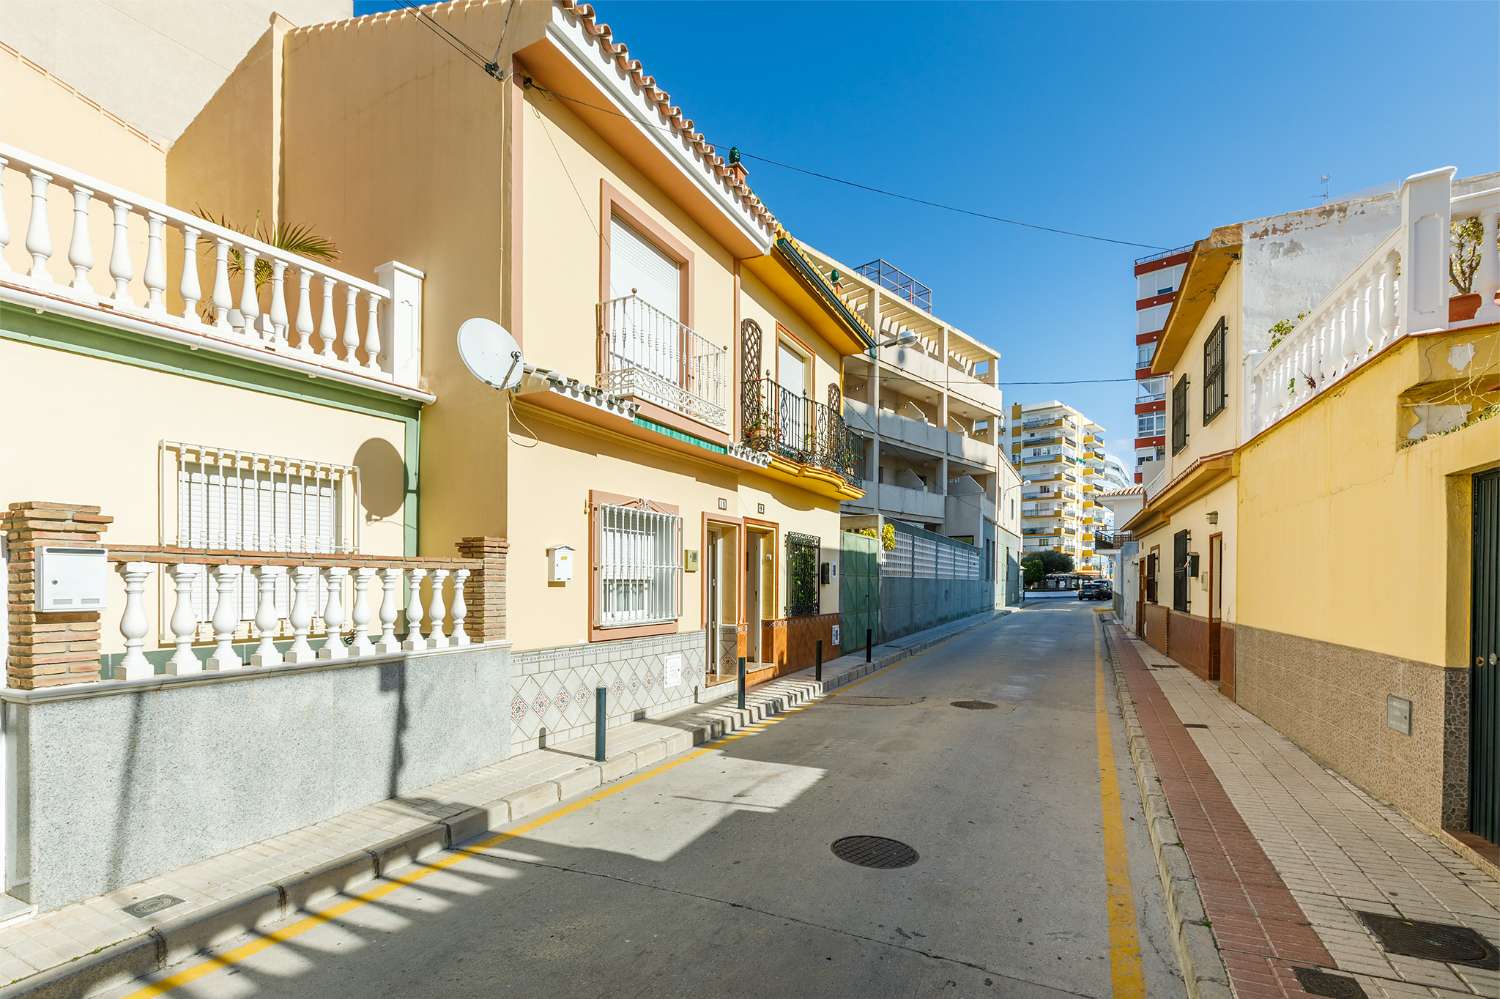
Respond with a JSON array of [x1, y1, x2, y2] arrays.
[[1162, 261, 1243, 474], [1238, 328, 1500, 667]]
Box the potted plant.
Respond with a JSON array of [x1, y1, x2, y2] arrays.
[[1449, 215, 1485, 322]]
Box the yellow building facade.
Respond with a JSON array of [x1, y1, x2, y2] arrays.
[[174, 0, 876, 745]]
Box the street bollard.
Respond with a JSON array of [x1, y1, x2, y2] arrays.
[[737, 656, 747, 710], [865, 628, 872, 663], [815, 639, 823, 683], [595, 687, 607, 762]]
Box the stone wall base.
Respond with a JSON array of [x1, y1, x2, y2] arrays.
[[1235, 624, 1468, 833]]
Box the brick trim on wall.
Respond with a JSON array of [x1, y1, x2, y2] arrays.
[[456, 536, 508, 643], [4, 501, 112, 688]]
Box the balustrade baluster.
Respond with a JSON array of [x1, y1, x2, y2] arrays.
[[108, 199, 133, 307], [379, 567, 402, 653], [319, 566, 349, 660], [427, 568, 450, 649], [1474, 210, 1500, 323], [286, 565, 318, 663], [268, 258, 290, 346], [343, 286, 361, 365], [144, 212, 167, 313], [350, 567, 377, 656], [404, 567, 428, 652], [295, 268, 314, 354], [208, 564, 243, 670], [67, 185, 94, 295], [0, 157, 10, 273], [166, 563, 204, 674], [251, 565, 285, 667], [319, 277, 339, 360], [1379, 251, 1399, 345], [211, 237, 233, 330], [451, 568, 471, 647], [364, 293, 382, 372], [117, 562, 152, 680], [24, 168, 53, 283], [238, 246, 261, 339], [180, 225, 203, 322]]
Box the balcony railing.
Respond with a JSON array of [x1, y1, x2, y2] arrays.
[[598, 295, 727, 429], [0, 143, 422, 390], [742, 377, 857, 481], [1248, 169, 1499, 436]]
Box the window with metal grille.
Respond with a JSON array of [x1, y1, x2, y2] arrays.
[[786, 531, 820, 617], [1172, 530, 1190, 612], [1146, 550, 1159, 603], [595, 501, 682, 628], [167, 442, 357, 620], [1203, 317, 1226, 423], [1171, 375, 1189, 454]]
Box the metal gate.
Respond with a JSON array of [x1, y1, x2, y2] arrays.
[[1470, 469, 1499, 844], [840, 531, 879, 654]]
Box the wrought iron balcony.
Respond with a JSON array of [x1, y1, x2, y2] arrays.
[[598, 295, 727, 429], [741, 377, 857, 481]]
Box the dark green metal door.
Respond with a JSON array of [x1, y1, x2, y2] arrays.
[[1471, 469, 1500, 844], [840, 531, 879, 654]]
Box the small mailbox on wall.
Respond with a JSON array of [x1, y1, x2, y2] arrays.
[[36, 547, 108, 612], [547, 545, 575, 584]]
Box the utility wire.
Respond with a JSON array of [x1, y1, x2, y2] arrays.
[[524, 81, 1169, 251], [396, 0, 495, 73]]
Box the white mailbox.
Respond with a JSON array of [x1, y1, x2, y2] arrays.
[[547, 545, 575, 584], [36, 547, 108, 612]]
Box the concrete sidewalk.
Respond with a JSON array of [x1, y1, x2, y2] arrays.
[[0, 609, 1007, 997], [1113, 623, 1499, 999]]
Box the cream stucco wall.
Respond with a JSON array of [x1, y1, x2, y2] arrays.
[[1238, 328, 1500, 668], [1135, 478, 1238, 625], [1162, 261, 1243, 475], [504, 406, 842, 653]]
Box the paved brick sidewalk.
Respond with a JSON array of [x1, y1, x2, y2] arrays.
[[1108, 623, 1332, 999], [1120, 628, 1500, 999], [0, 610, 1004, 995]]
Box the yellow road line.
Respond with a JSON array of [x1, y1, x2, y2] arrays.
[[126, 643, 935, 996], [1093, 615, 1146, 998]]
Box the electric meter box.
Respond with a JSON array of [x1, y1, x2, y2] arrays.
[[36, 546, 109, 612], [547, 545, 575, 584]]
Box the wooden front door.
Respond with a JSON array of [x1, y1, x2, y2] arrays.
[[1207, 533, 1223, 681]]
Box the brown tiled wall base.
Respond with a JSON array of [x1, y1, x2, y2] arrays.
[[1235, 625, 1468, 833], [1106, 619, 1335, 999]]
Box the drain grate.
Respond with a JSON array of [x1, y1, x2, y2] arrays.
[[830, 695, 924, 707], [1294, 968, 1368, 999], [951, 700, 998, 710], [831, 836, 919, 869], [1356, 911, 1499, 969], [1183, 723, 1209, 729]]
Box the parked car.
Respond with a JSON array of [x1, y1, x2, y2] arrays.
[[1078, 580, 1112, 601]]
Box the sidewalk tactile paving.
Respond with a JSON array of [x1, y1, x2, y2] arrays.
[[1113, 625, 1500, 999]]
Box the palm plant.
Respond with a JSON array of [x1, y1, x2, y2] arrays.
[[193, 208, 340, 290]]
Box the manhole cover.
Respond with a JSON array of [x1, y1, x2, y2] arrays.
[[1294, 968, 1368, 999], [1357, 911, 1499, 969], [951, 700, 998, 710], [122, 894, 184, 919], [830, 836, 919, 869]]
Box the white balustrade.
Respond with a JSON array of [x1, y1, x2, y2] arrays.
[[404, 567, 428, 652], [251, 565, 286, 667], [73, 557, 480, 686], [0, 143, 421, 391], [1452, 187, 1500, 325], [427, 568, 450, 650], [318, 566, 349, 660]]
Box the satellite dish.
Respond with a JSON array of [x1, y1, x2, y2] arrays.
[[457, 318, 524, 391]]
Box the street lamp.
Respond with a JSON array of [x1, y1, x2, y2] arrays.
[[876, 330, 917, 349]]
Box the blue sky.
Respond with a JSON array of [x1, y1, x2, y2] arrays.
[[364, 0, 1498, 459]]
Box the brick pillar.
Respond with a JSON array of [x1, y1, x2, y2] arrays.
[[456, 537, 507, 643], [4, 502, 112, 688]]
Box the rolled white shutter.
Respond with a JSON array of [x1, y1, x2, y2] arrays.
[[609, 215, 679, 321]]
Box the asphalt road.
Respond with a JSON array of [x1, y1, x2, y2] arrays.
[[110, 599, 1184, 999]]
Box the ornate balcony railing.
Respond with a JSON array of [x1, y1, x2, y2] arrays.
[[741, 376, 857, 481], [598, 294, 727, 428]]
